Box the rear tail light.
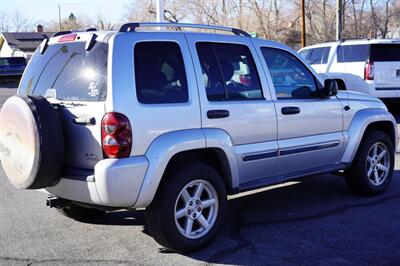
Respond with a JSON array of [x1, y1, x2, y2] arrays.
[[364, 62, 374, 80], [58, 34, 77, 42], [101, 112, 132, 158]]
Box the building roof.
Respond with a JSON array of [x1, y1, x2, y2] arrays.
[[1, 32, 53, 52]]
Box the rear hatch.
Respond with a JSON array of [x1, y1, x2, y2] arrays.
[[371, 43, 400, 90], [17, 34, 108, 170]]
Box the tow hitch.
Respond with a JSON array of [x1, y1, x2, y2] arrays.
[[46, 197, 71, 209]]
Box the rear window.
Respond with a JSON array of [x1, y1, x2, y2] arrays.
[[337, 45, 369, 62], [371, 44, 400, 62], [18, 41, 108, 101], [0, 57, 26, 66]]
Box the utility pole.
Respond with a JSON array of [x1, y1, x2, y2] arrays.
[[336, 0, 343, 40], [156, 0, 164, 23], [58, 4, 62, 31], [301, 0, 306, 47]]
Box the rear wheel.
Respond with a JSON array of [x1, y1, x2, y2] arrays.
[[345, 129, 394, 195], [146, 163, 227, 253], [57, 203, 105, 222]]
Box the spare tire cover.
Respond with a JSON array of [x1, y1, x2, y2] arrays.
[[0, 95, 64, 189]]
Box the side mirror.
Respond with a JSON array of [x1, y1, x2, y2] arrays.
[[322, 79, 338, 97]]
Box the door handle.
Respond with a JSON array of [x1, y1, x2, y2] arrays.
[[72, 117, 96, 125], [207, 110, 230, 119], [281, 106, 300, 115]]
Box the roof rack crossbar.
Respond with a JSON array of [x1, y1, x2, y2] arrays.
[[119, 22, 251, 37]]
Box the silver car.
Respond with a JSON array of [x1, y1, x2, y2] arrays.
[[0, 23, 397, 253]]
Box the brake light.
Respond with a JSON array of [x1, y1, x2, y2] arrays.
[[101, 112, 132, 158], [364, 62, 374, 80], [58, 34, 77, 42]]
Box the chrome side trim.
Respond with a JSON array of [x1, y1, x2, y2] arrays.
[[279, 141, 340, 156], [241, 140, 340, 162], [242, 150, 279, 161]]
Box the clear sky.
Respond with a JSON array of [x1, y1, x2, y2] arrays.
[[1, 0, 134, 27]]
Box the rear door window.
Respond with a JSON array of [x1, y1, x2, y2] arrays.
[[134, 41, 188, 104], [337, 45, 369, 62], [196, 42, 263, 101], [19, 42, 108, 101], [371, 44, 400, 62]]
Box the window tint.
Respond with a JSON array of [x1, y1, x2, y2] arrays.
[[134, 42, 188, 104], [303, 47, 330, 64], [19, 42, 108, 101], [321, 47, 330, 63], [298, 49, 309, 60], [261, 47, 318, 99], [196, 42, 263, 101], [337, 45, 369, 62], [371, 44, 400, 62]]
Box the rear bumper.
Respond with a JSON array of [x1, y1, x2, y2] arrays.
[[42, 156, 149, 207], [366, 82, 400, 98]]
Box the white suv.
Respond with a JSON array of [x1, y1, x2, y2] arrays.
[[299, 39, 400, 100], [0, 23, 398, 253]]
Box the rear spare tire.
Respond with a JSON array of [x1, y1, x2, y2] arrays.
[[0, 95, 64, 189]]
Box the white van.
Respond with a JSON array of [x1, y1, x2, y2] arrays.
[[299, 39, 400, 100]]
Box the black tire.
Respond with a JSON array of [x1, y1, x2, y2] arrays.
[[0, 95, 64, 189], [57, 203, 105, 222], [345, 129, 394, 196], [146, 163, 227, 253]]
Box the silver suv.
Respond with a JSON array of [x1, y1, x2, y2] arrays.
[[0, 23, 398, 253]]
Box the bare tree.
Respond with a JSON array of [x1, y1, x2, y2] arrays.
[[0, 12, 10, 32], [370, 0, 392, 38], [11, 11, 28, 32]]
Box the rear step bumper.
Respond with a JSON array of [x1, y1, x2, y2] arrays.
[[41, 156, 149, 208]]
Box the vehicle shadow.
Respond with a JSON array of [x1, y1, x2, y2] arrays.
[[91, 170, 400, 264]]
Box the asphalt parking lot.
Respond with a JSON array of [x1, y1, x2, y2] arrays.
[[1, 82, 400, 265]]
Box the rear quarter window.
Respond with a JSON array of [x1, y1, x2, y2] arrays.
[[371, 44, 400, 62], [134, 41, 188, 104], [337, 45, 369, 63], [18, 41, 108, 101]]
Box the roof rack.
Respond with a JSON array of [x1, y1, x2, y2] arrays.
[[119, 22, 251, 37]]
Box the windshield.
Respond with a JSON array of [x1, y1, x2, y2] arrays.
[[18, 41, 108, 101]]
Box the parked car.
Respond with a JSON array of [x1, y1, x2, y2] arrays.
[[0, 23, 397, 253], [298, 39, 400, 101], [0, 56, 27, 80]]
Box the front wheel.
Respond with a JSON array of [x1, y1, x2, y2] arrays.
[[345, 129, 395, 195], [146, 163, 227, 253]]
